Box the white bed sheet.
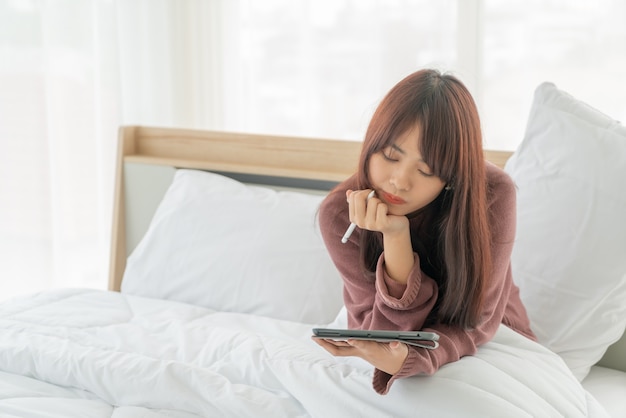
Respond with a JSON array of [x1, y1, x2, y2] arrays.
[[0, 289, 609, 418], [583, 366, 626, 418], [0, 371, 203, 418]]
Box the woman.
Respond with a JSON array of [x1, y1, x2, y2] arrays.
[[315, 69, 536, 395]]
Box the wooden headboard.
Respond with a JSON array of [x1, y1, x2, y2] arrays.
[[108, 125, 513, 292]]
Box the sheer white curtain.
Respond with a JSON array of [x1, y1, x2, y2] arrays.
[[1, 0, 625, 300], [0, 0, 121, 299], [0, 0, 225, 300], [480, 0, 626, 149], [116, 0, 226, 128]]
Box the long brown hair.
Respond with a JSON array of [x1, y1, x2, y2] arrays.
[[357, 69, 491, 329]]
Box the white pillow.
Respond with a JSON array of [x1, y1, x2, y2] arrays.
[[122, 169, 344, 324], [505, 82, 626, 381]]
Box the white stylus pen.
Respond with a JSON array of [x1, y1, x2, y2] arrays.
[[341, 190, 376, 244]]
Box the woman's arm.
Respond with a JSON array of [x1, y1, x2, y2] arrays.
[[381, 227, 414, 284], [370, 169, 534, 395], [346, 188, 416, 285], [318, 182, 438, 332]]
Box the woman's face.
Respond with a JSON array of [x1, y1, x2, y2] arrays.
[[368, 124, 446, 216]]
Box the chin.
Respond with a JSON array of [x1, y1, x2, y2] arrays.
[[388, 206, 412, 216]]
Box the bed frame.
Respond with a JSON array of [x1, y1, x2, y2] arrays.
[[107, 125, 624, 374]]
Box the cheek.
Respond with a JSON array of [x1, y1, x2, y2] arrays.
[[367, 156, 388, 184], [422, 182, 445, 201], [408, 182, 445, 210]]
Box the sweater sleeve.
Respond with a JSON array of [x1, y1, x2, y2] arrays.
[[318, 184, 438, 333], [371, 166, 530, 395]]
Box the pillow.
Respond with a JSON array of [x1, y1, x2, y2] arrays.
[[504, 82, 626, 381], [122, 169, 344, 324]]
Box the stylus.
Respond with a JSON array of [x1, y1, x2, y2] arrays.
[[341, 190, 376, 244]]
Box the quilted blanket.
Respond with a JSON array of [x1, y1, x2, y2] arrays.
[[0, 289, 608, 417]]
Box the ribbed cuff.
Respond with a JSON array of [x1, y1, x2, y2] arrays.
[[375, 253, 422, 310], [372, 346, 421, 394]]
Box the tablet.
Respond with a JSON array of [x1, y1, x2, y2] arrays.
[[312, 328, 439, 349]]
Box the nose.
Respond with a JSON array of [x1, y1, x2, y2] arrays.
[[389, 166, 411, 192]]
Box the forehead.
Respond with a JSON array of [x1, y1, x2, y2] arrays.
[[391, 125, 423, 156]]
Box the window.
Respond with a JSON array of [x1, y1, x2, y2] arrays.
[[220, 0, 626, 150]]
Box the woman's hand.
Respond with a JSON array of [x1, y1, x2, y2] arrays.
[[347, 189, 414, 284], [313, 337, 409, 375], [346, 189, 409, 236]]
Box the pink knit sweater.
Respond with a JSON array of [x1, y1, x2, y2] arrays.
[[318, 162, 536, 395]]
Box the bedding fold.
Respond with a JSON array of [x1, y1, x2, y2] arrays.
[[0, 289, 608, 417]]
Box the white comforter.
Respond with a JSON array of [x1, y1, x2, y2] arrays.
[[0, 289, 608, 418]]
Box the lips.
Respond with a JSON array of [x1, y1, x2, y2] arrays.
[[380, 191, 406, 205]]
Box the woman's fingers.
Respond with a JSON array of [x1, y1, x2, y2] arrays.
[[355, 190, 373, 222], [312, 338, 359, 356], [313, 336, 409, 375], [313, 336, 377, 355], [347, 189, 381, 226]]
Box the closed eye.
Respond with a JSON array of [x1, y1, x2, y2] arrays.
[[381, 144, 435, 177], [381, 147, 399, 162], [382, 151, 398, 162]]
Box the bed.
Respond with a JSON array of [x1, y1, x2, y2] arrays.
[[1, 82, 625, 417]]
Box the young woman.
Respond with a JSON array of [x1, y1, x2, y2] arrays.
[[315, 69, 536, 395]]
